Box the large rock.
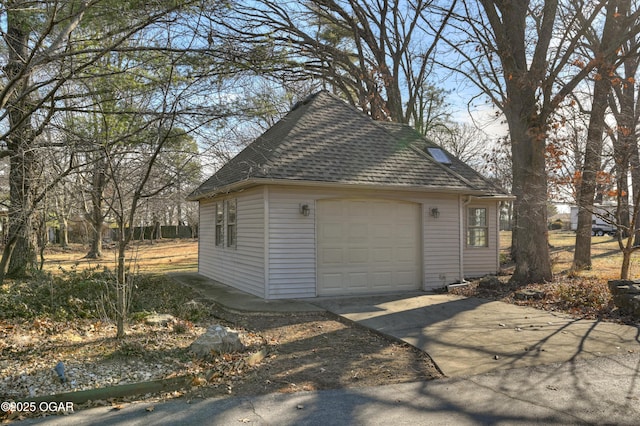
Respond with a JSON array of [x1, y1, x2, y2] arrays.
[[478, 275, 502, 290], [608, 280, 640, 317], [190, 325, 244, 357]]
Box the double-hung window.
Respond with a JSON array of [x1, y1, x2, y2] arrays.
[[215, 202, 224, 246], [214, 199, 237, 248], [226, 199, 237, 248], [467, 207, 488, 247]]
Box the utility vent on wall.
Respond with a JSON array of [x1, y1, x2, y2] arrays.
[[426, 147, 452, 165]]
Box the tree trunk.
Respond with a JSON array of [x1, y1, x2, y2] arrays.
[[573, 1, 621, 270], [36, 210, 47, 270], [613, 5, 639, 243], [573, 74, 610, 270], [632, 139, 640, 244], [0, 235, 19, 283], [59, 217, 69, 248], [506, 102, 552, 284], [4, 5, 37, 278], [176, 178, 183, 227], [154, 220, 161, 241], [619, 190, 640, 279], [621, 250, 632, 279], [116, 238, 127, 338], [86, 158, 106, 258], [6, 150, 37, 277], [474, 0, 555, 284]]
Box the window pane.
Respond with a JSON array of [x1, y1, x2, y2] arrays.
[[228, 200, 236, 224], [216, 203, 223, 224], [467, 228, 487, 247], [468, 208, 486, 227], [226, 199, 237, 248], [215, 202, 224, 246], [227, 224, 236, 246]]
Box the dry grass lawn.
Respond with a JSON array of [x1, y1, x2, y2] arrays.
[[43, 232, 633, 280], [500, 230, 637, 280], [42, 239, 199, 275]]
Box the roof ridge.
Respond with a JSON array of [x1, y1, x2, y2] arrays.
[[290, 90, 325, 111]]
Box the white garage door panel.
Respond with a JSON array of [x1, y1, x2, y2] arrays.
[[322, 274, 343, 293], [372, 226, 391, 238], [372, 272, 392, 286], [349, 273, 368, 289], [322, 223, 343, 239], [322, 248, 343, 264], [372, 248, 392, 262], [396, 270, 417, 284], [396, 247, 417, 261], [397, 224, 414, 238], [317, 199, 421, 296], [349, 248, 369, 263]]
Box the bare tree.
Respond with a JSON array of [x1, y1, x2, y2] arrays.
[[607, 1, 640, 243], [573, 0, 633, 271], [0, 0, 196, 280], [443, 1, 639, 283], [427, 122, 490, 171], [93, 12, 240, 337], [211, 0, 457, 126], [545, 107, 590, 205]]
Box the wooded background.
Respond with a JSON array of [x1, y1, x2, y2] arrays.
[[2, 0, 639, 289]]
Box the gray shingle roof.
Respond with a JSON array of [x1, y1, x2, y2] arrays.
[[188, 91, 508, 200]]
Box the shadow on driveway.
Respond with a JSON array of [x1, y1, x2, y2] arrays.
[[311, 293, 640, 377]]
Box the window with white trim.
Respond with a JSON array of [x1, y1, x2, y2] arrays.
[[226, 199, 237, 248], [215, 202, 224, 246], [467, 207, 488, 247]]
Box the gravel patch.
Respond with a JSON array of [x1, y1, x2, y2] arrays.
[[0, 319, 263, 400]]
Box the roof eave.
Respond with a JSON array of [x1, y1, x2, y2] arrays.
[[473, 194, 516, 201], [186, 179, 260, 201], [186, 178, 509, 201]]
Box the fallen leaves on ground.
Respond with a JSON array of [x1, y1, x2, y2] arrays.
[[450, 276, 638, 325], [1, 311, 441, 422]]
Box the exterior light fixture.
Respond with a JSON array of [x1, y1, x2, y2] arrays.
[[430, 207, 440, 219], [299, 204, 310, 216]]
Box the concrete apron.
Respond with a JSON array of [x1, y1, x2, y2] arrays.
[[312, 294, 640, 377]]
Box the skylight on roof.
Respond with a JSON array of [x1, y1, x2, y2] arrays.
[[427, 147, 452, 165]]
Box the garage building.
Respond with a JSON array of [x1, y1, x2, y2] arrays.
[[187, 91, 509, 299]]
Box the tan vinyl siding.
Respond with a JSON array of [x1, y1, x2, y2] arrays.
[[197, 184, 501, 299], [267, 188, 316, 298], [198, 200, 216, 273], [464, 201, 500, 278], [198, 189, 265, 297], [423, 196, 461, 289]]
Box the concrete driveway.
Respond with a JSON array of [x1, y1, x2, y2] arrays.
[[312, 293, 640, 377], [173, 273, 640, 377]]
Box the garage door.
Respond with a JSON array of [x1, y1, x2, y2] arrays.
[[317, 199, 422, 296]]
